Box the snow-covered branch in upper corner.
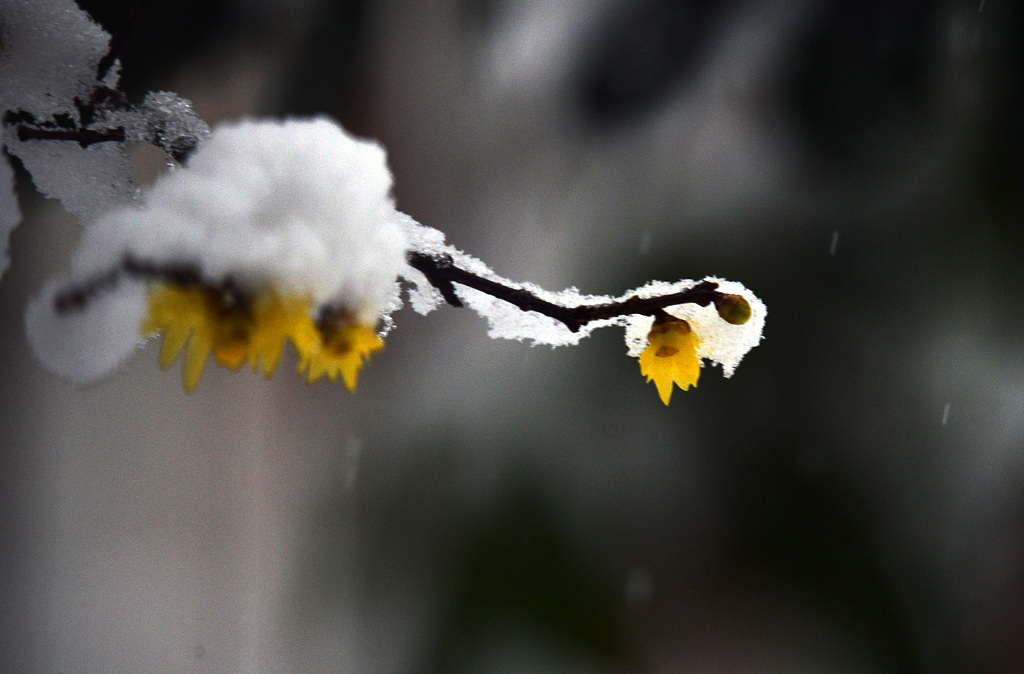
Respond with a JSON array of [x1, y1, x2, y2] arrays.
[[0, 0, 208, 224]]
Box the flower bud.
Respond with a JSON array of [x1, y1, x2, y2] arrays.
[[715, 294, 751, 325]]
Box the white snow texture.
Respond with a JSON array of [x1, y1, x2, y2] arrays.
[[0, 0, 137, 223], [622, 279, 767, 377], [401, 219, 766, 376], [74, 117, 409, 322], [30, 117, 411, 383], [0, 0, 111, 120], [0, 153, 20, 276], [26, 276, 148, 384]]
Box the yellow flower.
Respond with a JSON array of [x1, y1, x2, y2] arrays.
[[292, 312, 383, 392], [243, 292, 313, 377], [141, 284, 215, 392], [142, 283, 348, 393], [639, 317, 701, 405], [141, 282, 384, 393]]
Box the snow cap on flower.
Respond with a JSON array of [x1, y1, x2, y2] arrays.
[[28, 117, 410, 386], [26, 277, 149, 383], [75, 117, 408, 319]]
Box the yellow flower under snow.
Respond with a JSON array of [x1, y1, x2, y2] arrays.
[[639, 317, 701, 405], [292, 317, 383, 391], [140, 283, 382, 393]]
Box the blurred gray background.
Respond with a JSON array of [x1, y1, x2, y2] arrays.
[[2, 0, 1024, 671]]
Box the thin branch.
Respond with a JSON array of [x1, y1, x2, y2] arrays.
[[16, 2, 742, 346], [57, 251, 728, 337], [406, 251, 721, 332], [16, 124, 125, 147], [55, 256, 203, 313], [53, 268, 122, 313], [6, 0, 202, 164]]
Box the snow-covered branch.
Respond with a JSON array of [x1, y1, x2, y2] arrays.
[[407, 251, 749, 331], [1, 0, 765, 404]]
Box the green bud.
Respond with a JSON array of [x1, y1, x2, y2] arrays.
[[715, 294, 751, 325]]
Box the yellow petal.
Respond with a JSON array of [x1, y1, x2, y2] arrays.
[[183, 333, 212, 394], [248, 296, 305, 377], [655, 367, 675, 405], [340, 358, 360, 392], [158, 324, 190, 369], [140, 282, 388, 393], [213, 342, 248, 370], [306, 356, 328, 383], [253, 338, 285, 378]]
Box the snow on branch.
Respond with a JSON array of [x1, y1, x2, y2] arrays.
[[0, 0, 208, 223], [3, 0, 765, 404], [407, 251, 726, 332]]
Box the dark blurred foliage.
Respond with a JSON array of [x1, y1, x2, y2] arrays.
[[421, 479, 628, 673], [75, 0, 231, 96], [274, 1, 371, 118], [726, 445, 919, 674], [576, 0, 737, 125], [782, 0, 937, 175]]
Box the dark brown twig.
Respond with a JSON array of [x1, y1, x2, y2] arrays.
[[56, 252, 726, 337], [406, 251, 720, 332], [16, 124, 125, 147], [55, 256, 203, 313]]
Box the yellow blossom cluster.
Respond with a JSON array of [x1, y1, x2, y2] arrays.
[[140, 283, 382, 393]]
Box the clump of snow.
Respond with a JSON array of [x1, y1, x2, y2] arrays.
[[400, 218, 448, 315], [0, 153, 20, 276], [1, 4, 209, 227], [26, 276, 148, 383], [29, 116, 411, 384], [0, 0, 113, 119], [105, 91, 210, 158], [72, 117, 408, 323], [674, 278, 766, 376], [4, 138, 134, 223]]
